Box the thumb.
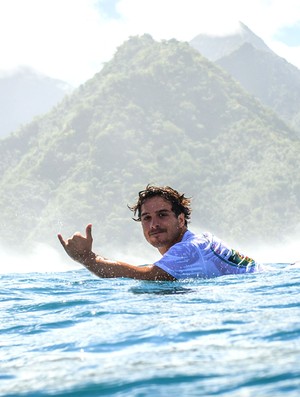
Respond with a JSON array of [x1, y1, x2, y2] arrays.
[[86, 224, 93, 242]]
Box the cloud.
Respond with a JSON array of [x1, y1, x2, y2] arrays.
[[0, 0, 122, 85], [0, 0, 299, 86], [116, 0, 300, 39]]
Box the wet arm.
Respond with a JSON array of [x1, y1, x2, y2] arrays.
[[80, 252, 176, 281]]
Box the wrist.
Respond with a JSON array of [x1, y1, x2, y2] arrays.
[[81, 251, 97, 266]]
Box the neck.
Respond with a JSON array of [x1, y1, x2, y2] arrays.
[[158, 227, 187, 255]]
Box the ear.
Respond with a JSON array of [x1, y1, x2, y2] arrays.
[[178, 213, 186, 227]]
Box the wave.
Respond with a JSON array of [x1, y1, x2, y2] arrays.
[[0, 242, 80, 274]]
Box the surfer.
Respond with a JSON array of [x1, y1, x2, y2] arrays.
[[57, 185, 275, 280]]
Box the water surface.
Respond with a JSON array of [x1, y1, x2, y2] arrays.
[[1, 265, 300, 396]]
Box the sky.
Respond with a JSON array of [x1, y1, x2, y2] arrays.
[[0, 0, 300, 86]]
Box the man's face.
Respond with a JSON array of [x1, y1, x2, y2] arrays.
[[140, 196, 186, 254]]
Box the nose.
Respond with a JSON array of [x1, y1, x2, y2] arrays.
[[150, 216, 160, 229]]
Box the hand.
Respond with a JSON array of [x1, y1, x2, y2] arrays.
[[58, 224, 94, 264]]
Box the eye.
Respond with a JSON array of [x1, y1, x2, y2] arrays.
[[158, 212, 168, 217], [142, 215, 151, 222]]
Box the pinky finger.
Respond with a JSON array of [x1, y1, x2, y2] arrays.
[[57, 234, 66, 248]]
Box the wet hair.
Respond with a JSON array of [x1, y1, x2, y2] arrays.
[[129, 185, 192, 226]]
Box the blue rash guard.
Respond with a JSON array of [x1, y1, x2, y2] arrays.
[[154, 230, 264, 279]]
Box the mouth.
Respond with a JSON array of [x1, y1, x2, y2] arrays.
[[149, 230, 166, 237]]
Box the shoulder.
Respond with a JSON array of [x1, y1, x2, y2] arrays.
[[180, 230, 212, 249], [164, 230, 208, 258]]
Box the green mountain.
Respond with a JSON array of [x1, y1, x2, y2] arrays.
[[216, 43, 300, 133], [0, 35, 299, 254], [190, 23, 300, 133]]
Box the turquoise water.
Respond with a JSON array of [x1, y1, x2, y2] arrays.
[[1, 265, 300, 396]]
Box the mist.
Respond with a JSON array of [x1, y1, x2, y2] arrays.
[[0, 238, 158, 275], [0, 235, 299, 276], [245, 240, 300, 265], [0, 242, 80, 274]]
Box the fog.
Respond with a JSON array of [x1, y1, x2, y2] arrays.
[[0, 243, 80, 274], [0, 237, 299, 275], [245, 240, 300, 265], [0, 240, 157, 275]]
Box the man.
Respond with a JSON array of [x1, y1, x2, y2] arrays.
[[58, 185, 274, 280]]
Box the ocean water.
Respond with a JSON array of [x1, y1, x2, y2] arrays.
[[1, 265, 300, 397]]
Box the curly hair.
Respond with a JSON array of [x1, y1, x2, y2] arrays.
[[129, 185, 192, 226]]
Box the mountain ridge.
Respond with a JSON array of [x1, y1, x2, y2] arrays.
[[189, 22, 273, 61], [0, 35, 299, 253], [190, 23, 300, 133], [0, 66, 72, 138], [216, 42, 300, 132]]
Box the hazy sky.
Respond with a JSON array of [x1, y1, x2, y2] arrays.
[[1, 0, 300, 86]]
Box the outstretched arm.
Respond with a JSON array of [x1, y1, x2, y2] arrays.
[[57, 224, 175, 281]]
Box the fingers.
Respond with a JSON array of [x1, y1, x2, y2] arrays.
[[86, 224, 93, 241], [58, 225, 93, 252], [57, 233, 66, 248]]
